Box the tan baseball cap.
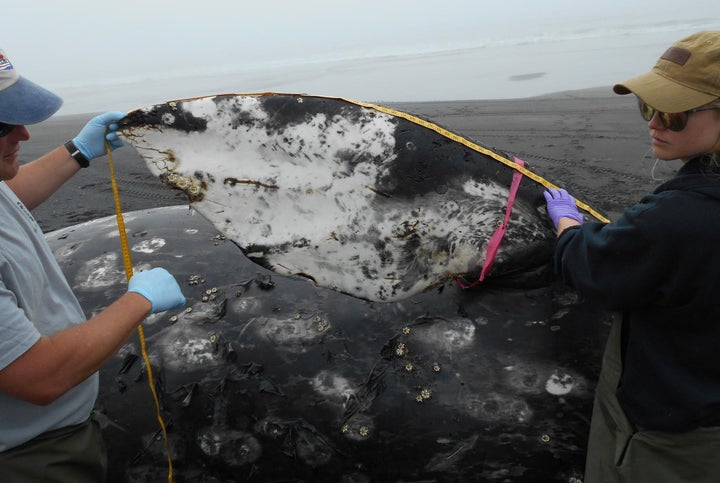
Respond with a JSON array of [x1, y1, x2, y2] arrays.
[[614, 31, 720, 113], [0, 49, 62, 125]]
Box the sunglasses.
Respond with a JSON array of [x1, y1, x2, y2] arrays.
[[638, 99, 720, 132], [0, 122, 15, 137]]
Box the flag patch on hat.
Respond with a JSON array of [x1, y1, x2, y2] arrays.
[[0, 55, 14, 71]]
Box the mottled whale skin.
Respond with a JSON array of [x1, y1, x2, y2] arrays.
[[46, 206, 611, 482], [118, 94, 556, 302]]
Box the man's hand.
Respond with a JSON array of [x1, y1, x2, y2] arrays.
[[128, 268, 186, 314], [73, 111, 126, 160]]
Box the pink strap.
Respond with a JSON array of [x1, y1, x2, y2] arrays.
[[456, 157, 525, 289]]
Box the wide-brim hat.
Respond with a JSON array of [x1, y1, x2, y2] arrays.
[[613, 31, 720, 113], [0, 49, 62, 125]]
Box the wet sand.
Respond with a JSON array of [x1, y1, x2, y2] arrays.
[[24, 87, 674, 233]]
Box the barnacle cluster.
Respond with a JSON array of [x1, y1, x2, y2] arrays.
[[202, 287, 219, 303], [415, 388, 432, 403], [166, 172, 204, 201], [393, 326, 443, 404], [188, 274, 205, 286], [340, 423, 370, 439], [315, 315, 329, 332]]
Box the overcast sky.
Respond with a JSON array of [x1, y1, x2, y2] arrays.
[[6, 0, 716, 90]]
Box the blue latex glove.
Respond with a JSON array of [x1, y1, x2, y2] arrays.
[[73, 111, 126, 160], [543, 188, 584, 229], [128, 268, 186, 314]]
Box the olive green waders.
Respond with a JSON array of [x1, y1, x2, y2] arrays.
[[584, 319, 720, 483], [0, 413, 107, 483]]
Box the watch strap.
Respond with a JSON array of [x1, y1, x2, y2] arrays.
[[64, 140, 90, 168]]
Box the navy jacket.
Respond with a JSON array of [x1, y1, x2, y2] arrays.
[[555, 156, 720, 431]]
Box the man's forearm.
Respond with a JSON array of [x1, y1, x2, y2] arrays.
[[0, 292, 151, 405]]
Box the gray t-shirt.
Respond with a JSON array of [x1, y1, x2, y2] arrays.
[[0, 182, 98, 451]]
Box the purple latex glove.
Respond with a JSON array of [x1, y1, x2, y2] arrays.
[[543, 188, 583, 229]]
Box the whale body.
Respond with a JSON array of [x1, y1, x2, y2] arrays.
[[46, 206, 610, 482]]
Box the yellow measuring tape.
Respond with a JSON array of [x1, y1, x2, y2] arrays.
[[345, 97, 611, 223], [106, 141, 174, 482]]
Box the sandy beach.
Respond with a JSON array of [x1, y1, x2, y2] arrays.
[[24, 87, 674, 233]]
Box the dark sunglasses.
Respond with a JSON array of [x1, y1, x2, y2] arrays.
[[0, 122, 15, 137], [638, 99, 720, 132]]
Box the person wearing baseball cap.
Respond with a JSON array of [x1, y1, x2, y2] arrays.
[[613, 30, 720, 115], [0, 50, 63, 125], [544, 31, 720, 482], [0, 49, 186, 481]]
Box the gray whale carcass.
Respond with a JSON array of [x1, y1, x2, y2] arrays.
[[45, 205, 611, 482], [55, 94, 611, 481], [117, 93, 598, 302]]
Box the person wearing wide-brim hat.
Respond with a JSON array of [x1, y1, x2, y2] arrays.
[[0, 50, 186, 481], [545, 31, 720, 482]]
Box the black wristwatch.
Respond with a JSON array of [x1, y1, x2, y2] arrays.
[[64, 140, 90, 168]]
